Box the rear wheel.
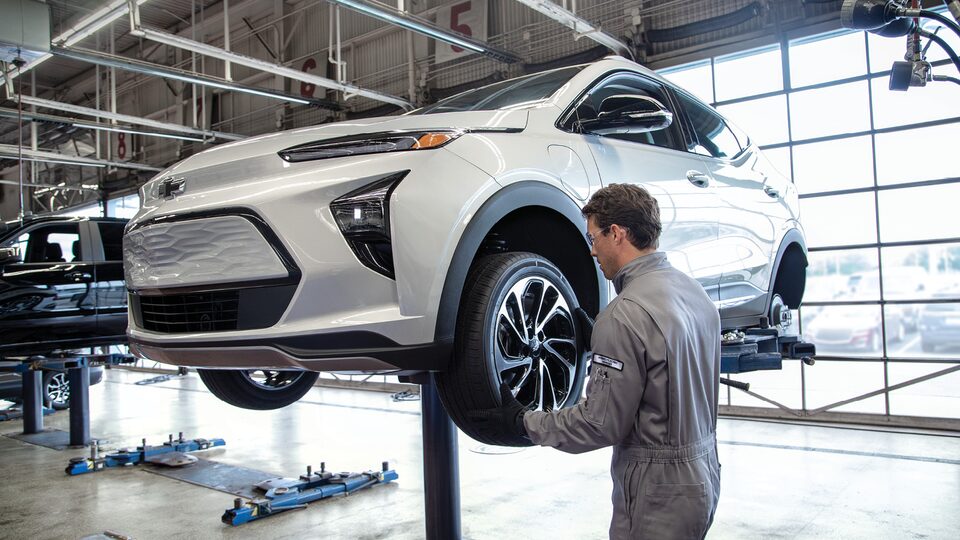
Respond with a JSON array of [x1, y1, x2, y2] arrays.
[[437, 252, 587, 447], [43, 371, 70, 410], [196, 369, 319, 410]]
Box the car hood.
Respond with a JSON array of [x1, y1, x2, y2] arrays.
[[161, 109, 529, 175]]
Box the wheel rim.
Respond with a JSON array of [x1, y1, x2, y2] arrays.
[[239, 370, 305, 391], [46, 373, 69, 405], [493, 275, 579, 412]]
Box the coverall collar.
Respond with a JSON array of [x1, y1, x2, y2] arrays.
[[612, 251, 669, 294]]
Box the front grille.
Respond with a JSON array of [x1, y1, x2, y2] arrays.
[[138, 291, 240, 333]]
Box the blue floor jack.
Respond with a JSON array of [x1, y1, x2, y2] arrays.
[[223, 461, 399, 526], [66, 433, 226, 475]]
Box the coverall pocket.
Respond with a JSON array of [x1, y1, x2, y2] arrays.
[[583, 370, 611, 426], [638, 482, 709, 539]]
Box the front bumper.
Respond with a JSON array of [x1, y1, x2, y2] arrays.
[[129, 332, 452, 373]]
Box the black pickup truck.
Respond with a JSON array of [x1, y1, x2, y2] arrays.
[[0, 216, 127, 407]]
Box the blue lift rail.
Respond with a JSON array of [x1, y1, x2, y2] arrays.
[[66, 433, 226, 475], [223, 462, 399, 526]]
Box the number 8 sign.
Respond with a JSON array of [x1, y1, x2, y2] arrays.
[[436, 0, 488, 64]]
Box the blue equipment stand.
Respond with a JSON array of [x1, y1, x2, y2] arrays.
[[2, 353, 135, 447], [420, 374, 461, 540]]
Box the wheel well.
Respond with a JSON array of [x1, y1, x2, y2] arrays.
[[772, 242, 807, 309], [475, 207, 600, 316]]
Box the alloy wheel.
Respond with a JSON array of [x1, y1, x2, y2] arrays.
[[239, 370, 305, 391], [493, 276, 579, 412], [46, 372, 70, 406]]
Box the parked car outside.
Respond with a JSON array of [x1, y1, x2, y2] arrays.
[[803, 306, 902, 354], [123, 56, 808, 445], [919, 289, 960, 353]]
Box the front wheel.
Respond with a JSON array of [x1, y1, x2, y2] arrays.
[[43, 371, 70, 410], [437, 252, 588, 447], [196, 369, 319, 410]]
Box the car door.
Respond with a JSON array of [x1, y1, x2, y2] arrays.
[[671, 90, 786, 315], [0, 220, 97, 351], [90, 219, 128, 340], [560, 71, 722, 300]]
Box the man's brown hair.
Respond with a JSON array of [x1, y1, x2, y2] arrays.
[[582, 183, 662, 250]]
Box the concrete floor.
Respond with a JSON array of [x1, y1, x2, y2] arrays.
[[1, 369, 958, 540]]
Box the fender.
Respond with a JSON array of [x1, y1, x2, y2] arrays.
[[768, 226, 808, 301], [434, 181, 606, 344]]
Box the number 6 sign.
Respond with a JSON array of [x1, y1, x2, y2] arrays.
[[436, 0, 488, 64]]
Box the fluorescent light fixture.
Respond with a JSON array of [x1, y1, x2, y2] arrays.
[[52, 46, 339, 109], [15, 156, 106, 168], [515, 0, 633, 59], [2, 0, 151, 84], [12, 95, 243, 141], [133, 27, 415, 110], [71, 122, 205, 142], [325, 0, 522, 63]]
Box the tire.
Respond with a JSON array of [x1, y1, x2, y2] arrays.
[[43, 371, 70, 410], [436, 252, 587, 447], [196, 369, 320, 410]]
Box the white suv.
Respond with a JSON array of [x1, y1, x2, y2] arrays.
[[124, 57, 807, 445]]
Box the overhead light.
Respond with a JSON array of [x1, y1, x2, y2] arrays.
[[325, 0, 522, 63], [514, 0, 633, 59], [52, 46, 341, 109], [2, 0, 151, 84], [71, 122, 205, 143], [8, 155, 105, 168], [131, 27, 415, 110], [12, 95, 243, 141]]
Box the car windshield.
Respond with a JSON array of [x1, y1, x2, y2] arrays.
[[409, 65, 585, 115]]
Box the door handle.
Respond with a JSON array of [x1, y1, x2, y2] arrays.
[[686, 170, 710, 188], [763, 185, 781, 199], [65, 271, 92, 282]]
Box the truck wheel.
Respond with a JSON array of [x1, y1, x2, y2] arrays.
[[43, 371, 70, 410], [437, 252, 587, 447], [196, 369, 319, 410]]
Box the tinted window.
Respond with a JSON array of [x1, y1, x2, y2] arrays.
[[561, 73, 682, 151], [98, 222, 125, 261], [676, 91, 742, 158], [1, 223, 81, 263], [411, 66, 585, 115]]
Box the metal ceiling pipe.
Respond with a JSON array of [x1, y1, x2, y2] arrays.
[[0, 144, 162, 171], [326, 0, 523, 64], [130, 27, 414, 110], [1, 0, 153, 85], [11, 95, 243, 141], [514, 0, 634, 60], [51, 46, 340, 109]]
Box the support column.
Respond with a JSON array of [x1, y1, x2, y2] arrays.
[[420, 374, 461, 540], [20, 369, 42, 434], [68, 365, 91, 447]]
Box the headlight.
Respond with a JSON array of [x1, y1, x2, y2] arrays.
[[330, 171, 409, 279], [277, 130, 462, 163]]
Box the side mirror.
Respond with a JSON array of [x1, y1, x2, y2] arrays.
[[0, 246, 21, 264], [576, 94, 674, 136]]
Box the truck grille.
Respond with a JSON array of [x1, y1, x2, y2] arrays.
[[138, 291, 240, 333]]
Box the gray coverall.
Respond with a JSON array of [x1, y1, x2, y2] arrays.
[[524, 251, 721, 539]]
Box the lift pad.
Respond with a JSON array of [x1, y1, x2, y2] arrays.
[[223, 462, 399, 526], [65, 433, 225, 475], [721, 328, 816, 375]]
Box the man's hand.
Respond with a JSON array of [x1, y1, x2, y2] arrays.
[[468, 383, 530, 440]]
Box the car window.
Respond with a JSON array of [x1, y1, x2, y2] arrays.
[[675, 91, 743, 159], [410, 66, 585, 115], [1, 223, 82, 263], [98, 222, 125, 261], [560, 72, 682, 151]]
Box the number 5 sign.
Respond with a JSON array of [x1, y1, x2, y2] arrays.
[[436, 0, 488, 64]]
